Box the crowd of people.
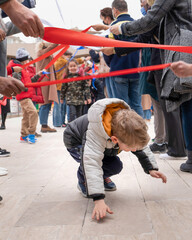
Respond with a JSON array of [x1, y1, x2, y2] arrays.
[[0, 0, 192, 221]]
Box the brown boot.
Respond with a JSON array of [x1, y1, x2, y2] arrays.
[[41, 126, 57, 133]]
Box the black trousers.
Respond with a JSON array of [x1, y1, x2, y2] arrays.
[[154, 70, 186, 157], [69, 105, 83, 122]]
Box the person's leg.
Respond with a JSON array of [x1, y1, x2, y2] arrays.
[[150, 97, 167, 153], [25, 99, 38, 135], [76, 105, 83, 118], [111, 76, 129, 103], [128, 78, 144, 117], [102, 155, 123, 178], [0, 112, 7, 129], [39, 103, 56, 132], [20, 99, 30, 138], [180, 98, 192, 172], [154, 71, 186, 157], [61, 98, 67, 125], [53, 90, 62, 127], [69, 105, 77, 122], [67, 147, 85, 183], [39, 103, 52, 126], [66, 105, 70, 123], [105, 77, 113, 98], [151, 97, 166, 143], [102, 155, 123, 190]]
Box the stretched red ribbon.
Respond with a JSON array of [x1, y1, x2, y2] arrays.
[[25, 63, 171, 88], [43, 27, 192, 54], [44, 26, 92, 70], [22, 44, 65, 69]]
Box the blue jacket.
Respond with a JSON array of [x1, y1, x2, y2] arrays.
[[103, 13, 140, 79]]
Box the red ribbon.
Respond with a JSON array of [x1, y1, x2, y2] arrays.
[[25, 63, 171, 88], [43, 27, 192, 54]]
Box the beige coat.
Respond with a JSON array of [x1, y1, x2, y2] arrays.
[[36, 43, 59, 105]]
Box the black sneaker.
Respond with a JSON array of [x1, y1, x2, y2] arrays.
[[0, 195, 2, 202], [149, 143, 167, 153], [180, 162, 192, 173], [0, 148, 10, 157], [104, 177, 116, 191], [0, 124, 5, 130], [77, 181, 87, 198]]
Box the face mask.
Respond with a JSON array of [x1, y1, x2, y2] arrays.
[[141, 7, 147, 16], [103, 21, 108, 25]]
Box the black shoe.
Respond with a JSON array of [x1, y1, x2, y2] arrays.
[[180, 163, 192, 173], [0, 148, 10, 157], [0, 195, 2, 201], [0, 124, 5, 130], [149, 143, 167, 153]]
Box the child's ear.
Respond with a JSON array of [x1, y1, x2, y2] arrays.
[[111, 136, 118, 144]]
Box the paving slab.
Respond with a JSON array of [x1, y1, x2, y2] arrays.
[[0, 116, 192, 240]]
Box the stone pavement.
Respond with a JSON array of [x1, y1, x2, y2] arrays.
[[0, 116, 192, 240]]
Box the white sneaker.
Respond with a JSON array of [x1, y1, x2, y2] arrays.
[[0, 168, 8, 176], [159, 153, 187, 160]]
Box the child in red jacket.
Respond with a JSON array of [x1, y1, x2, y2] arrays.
[[8, 48, 43, 144]]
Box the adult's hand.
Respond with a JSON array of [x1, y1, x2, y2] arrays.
[[170, 61, 192, 78], [101, 47, 115, 56], [110, 24, 122, 35], [0, 29, 6, 42], [0, 77, 25, 98], [0, 0, 44, 38], [91, 24, 109, 31]]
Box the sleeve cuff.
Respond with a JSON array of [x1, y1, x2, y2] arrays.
[[91, 194, 105, 201], [119, 24, 123, 34]]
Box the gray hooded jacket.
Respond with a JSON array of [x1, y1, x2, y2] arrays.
[[64, 98, 158, 199]]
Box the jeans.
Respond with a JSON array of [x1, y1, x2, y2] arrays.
[[105, 77, 113, 98], [111, 76, 143, 117], [67, 147, 123, 183], [39, 103, 52, 125], [181, 98, 192, 151], [53, 90, 62, 127], [143, 109, 152, 120]]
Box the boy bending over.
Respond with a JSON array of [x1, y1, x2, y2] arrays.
[[64, 98, 167, 221]]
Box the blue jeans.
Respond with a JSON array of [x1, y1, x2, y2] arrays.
[[143, 109, 152, 120], [53, 91, 62, 127], [181, 98, 192, 151], [67, 147, 123, 183], [105, 77, 113, 98], [39, 103, 52, 125], [111, 76, 143, 117]]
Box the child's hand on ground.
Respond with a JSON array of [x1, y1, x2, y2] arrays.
[[92, 199, 113, 221], [149, 170, 167, 183]]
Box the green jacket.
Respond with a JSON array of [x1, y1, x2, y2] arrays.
[[60, 73, 91, 105]]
